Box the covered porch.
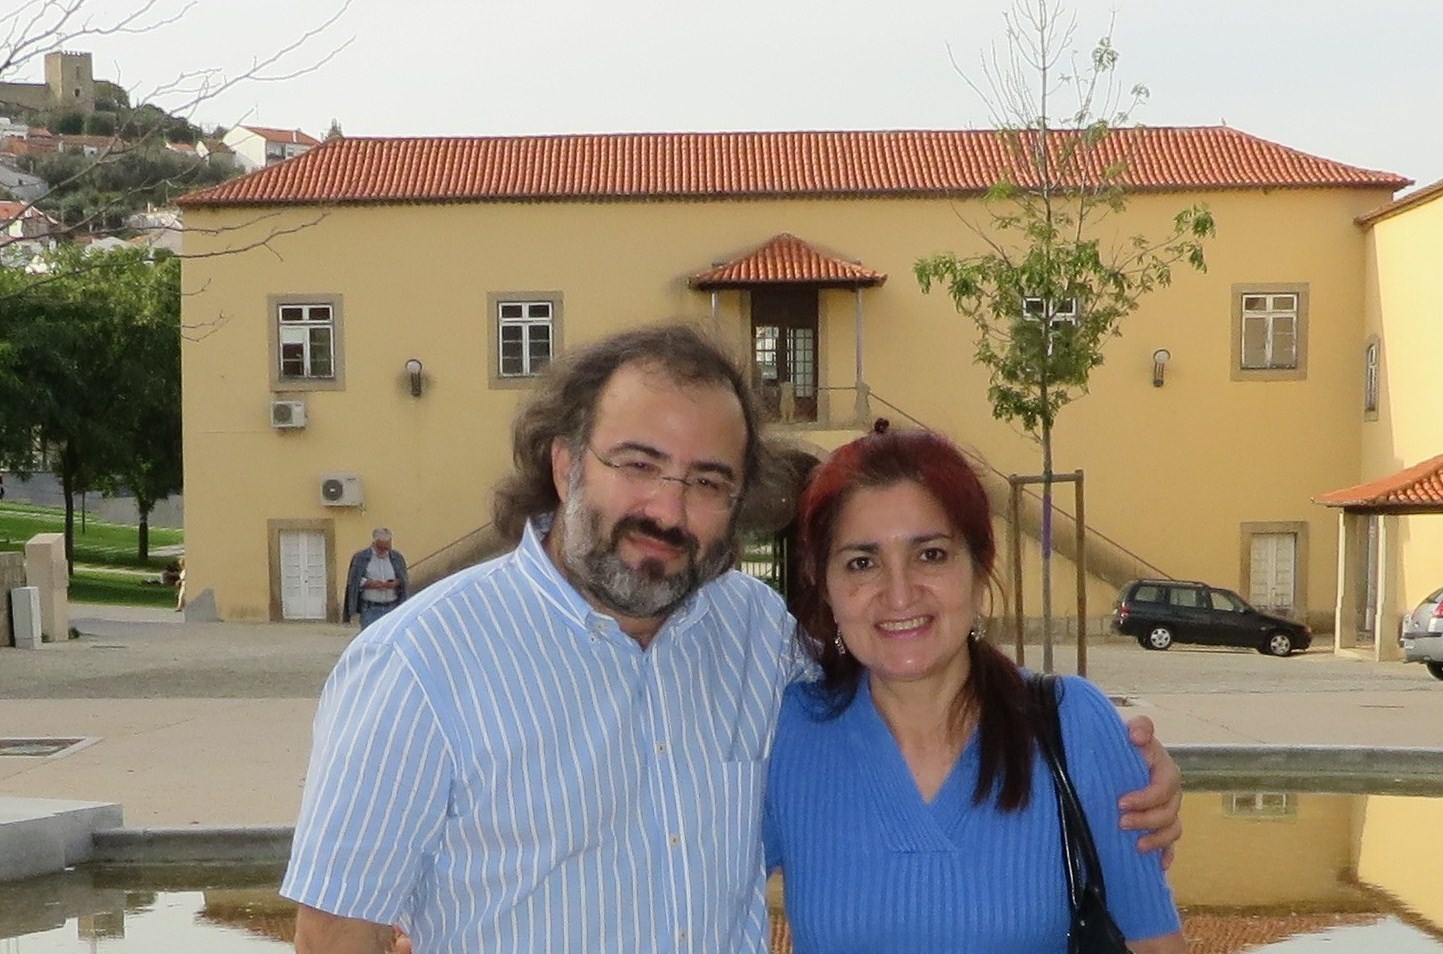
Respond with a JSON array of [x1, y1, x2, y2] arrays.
[[690, 232, 886, 429], [1314, 453, 1443, 660]]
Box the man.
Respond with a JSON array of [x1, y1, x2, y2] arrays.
[[286, 325, 1181, 953], [343, 528, 409, 628]]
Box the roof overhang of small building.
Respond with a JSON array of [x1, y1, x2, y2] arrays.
[[689, 232, 886, 290], [1313, 453, 1443, 514]]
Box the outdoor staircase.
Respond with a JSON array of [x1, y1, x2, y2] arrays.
[[406, 388, 1169, 600]]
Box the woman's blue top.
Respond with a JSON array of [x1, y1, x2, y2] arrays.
[[763, 674, 1181, 953]]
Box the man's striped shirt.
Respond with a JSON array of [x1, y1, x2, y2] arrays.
[[281, 519, 799, 952]]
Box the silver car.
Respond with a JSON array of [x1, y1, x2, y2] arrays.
[[1401, 585, 1443, 679]]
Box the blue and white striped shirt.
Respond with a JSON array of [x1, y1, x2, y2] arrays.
[[282, 519, 800, 953]]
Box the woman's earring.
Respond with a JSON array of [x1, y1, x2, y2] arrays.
[[834, 633, 848, 656], [968, 622, 984, 643]]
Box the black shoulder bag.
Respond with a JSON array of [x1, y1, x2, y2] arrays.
[[1029, 674, 1132, 954]]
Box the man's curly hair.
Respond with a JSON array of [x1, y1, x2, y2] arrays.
[[491, 323, 765, 542]]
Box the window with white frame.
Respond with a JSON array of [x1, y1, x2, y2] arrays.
[[1240, 292, 1298, 369], [1223, 791, 1296, 817], [1022, 297, 1079, 328], [277, 303, 336, 379], [497, 300, 554, 377], [1364, 338, 1380, 416]]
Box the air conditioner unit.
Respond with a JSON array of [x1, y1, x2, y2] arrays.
[[319, 473, 363, 507], [270, 399, 307, 429]]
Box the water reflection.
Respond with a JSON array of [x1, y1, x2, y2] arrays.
[[4, 793, 1443, 951], [0, 865, 292, 952]]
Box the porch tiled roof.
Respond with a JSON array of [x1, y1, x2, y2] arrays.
[[690, 233, 886, 289], [1314, 454, 1443, 510], [178, 127, 1410, 208]]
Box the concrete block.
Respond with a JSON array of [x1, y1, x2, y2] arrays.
[[24, 532, 68, 640], [0, 552, 23, 647], [0, 817, 65, 881], [0, 796, 123, 881], [10, 586, 41, 649]]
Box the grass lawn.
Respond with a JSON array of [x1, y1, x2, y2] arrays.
[[1, 501, 183, 608], [70, 569, 179, 608], [0, 501, 181, 569]]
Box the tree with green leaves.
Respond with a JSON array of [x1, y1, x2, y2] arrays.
[[0, 246, 181, 570], [96, 252, 182, 562], [914, 0, 1215, 670]]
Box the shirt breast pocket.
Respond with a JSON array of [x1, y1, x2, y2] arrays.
[[693, 758, 767, 898]]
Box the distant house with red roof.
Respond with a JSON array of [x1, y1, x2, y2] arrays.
[[0, 199, 59, 240], [176, 126, 1417, 641], [0, 199, 61, 268], [221, 124, 320, 172]]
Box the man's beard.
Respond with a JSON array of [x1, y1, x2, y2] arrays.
[[559, 468, 734, 619]]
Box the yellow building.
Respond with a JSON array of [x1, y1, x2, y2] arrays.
[[177, 128, 1409, 628], [1309, 184, 1443, 660]]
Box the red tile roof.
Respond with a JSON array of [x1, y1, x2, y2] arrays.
[[179, 127, 1410, 208], [1314, 454, 1443, 511], [238, 125, 321, 147], [0, 200, 57, 224], [691, 233, 886, 289], [1357, 175, 1443, 226]]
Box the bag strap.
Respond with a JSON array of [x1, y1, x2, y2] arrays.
[[1029, 674, 1110, 910]]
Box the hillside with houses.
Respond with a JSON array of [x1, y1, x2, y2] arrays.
[[0, 51, 321, 264]]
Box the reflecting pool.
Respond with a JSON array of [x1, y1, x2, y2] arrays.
[[6, 790, 1443, 951], [0, 865, 293, 952]]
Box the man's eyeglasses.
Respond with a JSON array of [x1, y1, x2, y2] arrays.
[[587, 445, 740, 513]]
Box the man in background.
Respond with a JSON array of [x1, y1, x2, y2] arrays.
[[343, 527, 408, 628]]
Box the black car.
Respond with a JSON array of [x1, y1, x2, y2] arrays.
[[1111, 579, 1311, 657]]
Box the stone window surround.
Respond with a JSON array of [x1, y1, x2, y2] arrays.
[[268, 293, 346, 392], [486, 290, 563, 390], [1230, 282, 1308, 382]]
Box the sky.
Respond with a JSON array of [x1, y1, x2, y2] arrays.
[[17, 0, 1441, 190]]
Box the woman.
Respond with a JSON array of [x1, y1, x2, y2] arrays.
[[763, 424, 1186, 953]]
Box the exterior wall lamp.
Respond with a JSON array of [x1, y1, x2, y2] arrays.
[[405, 358, 424, 397], [1152, 348, 1171, 388]]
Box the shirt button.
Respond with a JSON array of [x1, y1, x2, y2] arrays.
[[656, 742, 667, 754], [678, 930, 688, 943], [668, 834, 681, 847]]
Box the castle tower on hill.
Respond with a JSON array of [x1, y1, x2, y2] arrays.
[[44, 51, 96, 112], [0, 51, 123, 115]]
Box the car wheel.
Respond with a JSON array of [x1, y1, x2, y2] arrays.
[[1264, 631, 1294, 657], [1144, 626, 1173, 650], [1425, 662, 1443, 682]]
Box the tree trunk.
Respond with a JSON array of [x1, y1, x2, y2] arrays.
[[60, 457, 76, 577], [137, 505, 151, 564], [1040, 417, 1055, 674]]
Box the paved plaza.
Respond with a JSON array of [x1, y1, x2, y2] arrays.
[[2, 604, 1443, 826]]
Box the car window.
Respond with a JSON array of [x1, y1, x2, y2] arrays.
[[1168, 586, 1207, 609], [1131, 584, 1166, 604], [1428, 587, 1443, 603], [1210, 590, 1246, 612]]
